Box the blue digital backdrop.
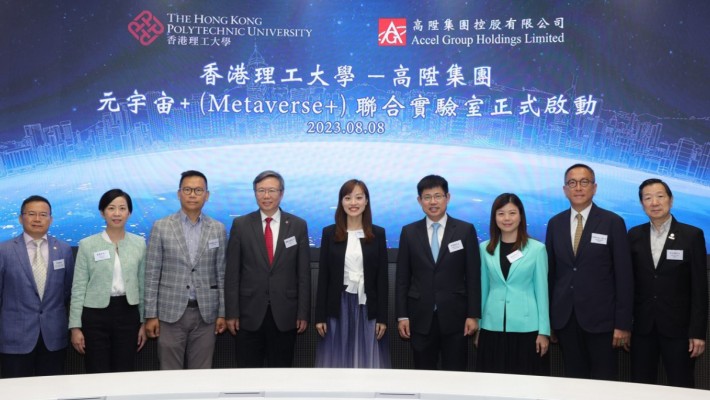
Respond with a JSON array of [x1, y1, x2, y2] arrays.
[[1, 1, 708, 248]]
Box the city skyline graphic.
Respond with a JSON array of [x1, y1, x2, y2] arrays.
[[1, 1, 708, 247]]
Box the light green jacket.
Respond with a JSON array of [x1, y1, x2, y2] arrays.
[[480, 239, 550, 335], [69, 232, 146, 328]]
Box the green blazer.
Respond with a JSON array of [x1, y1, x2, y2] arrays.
[[479, 238, 550, 335], [69, 232, 146, 328]]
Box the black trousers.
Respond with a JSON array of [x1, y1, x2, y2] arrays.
[[236, 306, 296, 368], [410, 312, 468, 371], [0, 334, 66, 378], [81, 296, 140, 373], [631, 325, 696, 388], [556, 310, 616, 380]]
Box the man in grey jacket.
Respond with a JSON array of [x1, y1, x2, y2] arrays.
[[144, 170, 227, 369]]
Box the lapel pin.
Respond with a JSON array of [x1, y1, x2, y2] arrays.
[[53, 246, 57, 250], [668, 233, 675, 240]]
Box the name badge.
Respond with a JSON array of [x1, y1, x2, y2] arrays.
[[284, 236, 297, 248], [590, 233, 608, 245], [353, 229, 365, 238], [53, 259, 65, 270], [448, 240, 463, 252], [94, 250, 110, 261], [208, 239, 220, 249], [506, 250, 523, 263], [667, 249, 683, 261]]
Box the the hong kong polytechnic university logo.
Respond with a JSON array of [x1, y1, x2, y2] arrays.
[[378, 18, 406, 46], [128, 10, 164, 46]]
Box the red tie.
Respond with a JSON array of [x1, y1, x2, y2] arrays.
[[264, 217, 274, 265]]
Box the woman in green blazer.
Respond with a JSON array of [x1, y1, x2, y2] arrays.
[[69, 189, 146, 373], [476, 193, 550, 375]]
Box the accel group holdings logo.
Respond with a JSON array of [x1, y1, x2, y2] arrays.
[[128, 10, 165, 46], [378, 18, 406, 46]]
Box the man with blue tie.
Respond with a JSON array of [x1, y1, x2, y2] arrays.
[[546, 164, 633, 380], [395, 175, 481, 371], [0, 195, 75, 378]]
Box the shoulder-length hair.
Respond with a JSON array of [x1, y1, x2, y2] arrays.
[[486, 193, 529, 255], [334, 179, 374, 243]]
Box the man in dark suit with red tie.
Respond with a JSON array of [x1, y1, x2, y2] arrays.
[[225, 170, 310, 367], [628, 178, 707, 387], [546, 164, 633, 380], [396, 175, 481, 371]]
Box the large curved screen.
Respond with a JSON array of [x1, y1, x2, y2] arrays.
[[2, 1, 708, 248]]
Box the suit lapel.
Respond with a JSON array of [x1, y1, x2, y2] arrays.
[[272, 211, 290, 268], [194, 216, 212, 266], [45, 236, 60, 287], [637, 222, 656, 271], [414, 219, 435, 265], [507, 245, 524, 280], [491, 242, 506, 282], [656, 217, 678, 271], [439, 218, 457, 264], [13, 236, 37, 292], [575, 205, 601, 258], [169, 213, 191, 265]]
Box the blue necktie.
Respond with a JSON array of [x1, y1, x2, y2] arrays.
[[431, 222, 441, 261]]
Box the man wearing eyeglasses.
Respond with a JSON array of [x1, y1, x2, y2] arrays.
[[395, 175, 481, 371], [545, 163, 633, 380], [144, 170, 227, 369], [225, 170, 310, 367], [0, 195, 75, 377]]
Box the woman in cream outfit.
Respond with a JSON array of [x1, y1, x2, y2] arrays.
[[69, 189, 146, 373]]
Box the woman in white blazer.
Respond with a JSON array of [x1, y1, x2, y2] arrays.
[[476, 193, 550, 375], [69, 189, 146, 373]]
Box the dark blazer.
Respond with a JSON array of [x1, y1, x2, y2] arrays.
[[225, 209, 310, 332], [395, 215, 481, 335], [315, 224, 388, 324], [628, 217, 707, 339], [545, 203, 633, 333], [0, 235, 75, 353]]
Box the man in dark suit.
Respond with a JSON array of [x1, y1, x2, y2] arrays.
[[225, 170, 310, 367], [0, 195, 75, 378], [628, 178, 707, 387], [396, 175, 481, 371], [546, 163, 633, 380]]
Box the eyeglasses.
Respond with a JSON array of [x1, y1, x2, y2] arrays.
[[421, 193, 446, 203], [566, 179, 594, 188], [255, 188, 282, 197], [23, 212, 50, 219], [180, 187, 206, 196]]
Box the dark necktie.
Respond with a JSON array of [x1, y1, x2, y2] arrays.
[[265, 217, 274, 265]]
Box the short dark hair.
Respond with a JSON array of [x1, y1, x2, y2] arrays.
[[417, 175, 448, 197], [486, 193, 529, 255], [21, 195, 52, 215], [564, 163, 595, 183], [253, 170, 285, 191], [638, 178, 673, 201], [180, 170, 208, 190], [98, 189, 133, 213], [334, 179, 374, 243]]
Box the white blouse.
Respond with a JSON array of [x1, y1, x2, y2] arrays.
[[343, 230, 366, 305], [101, 231, 126, 296]]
